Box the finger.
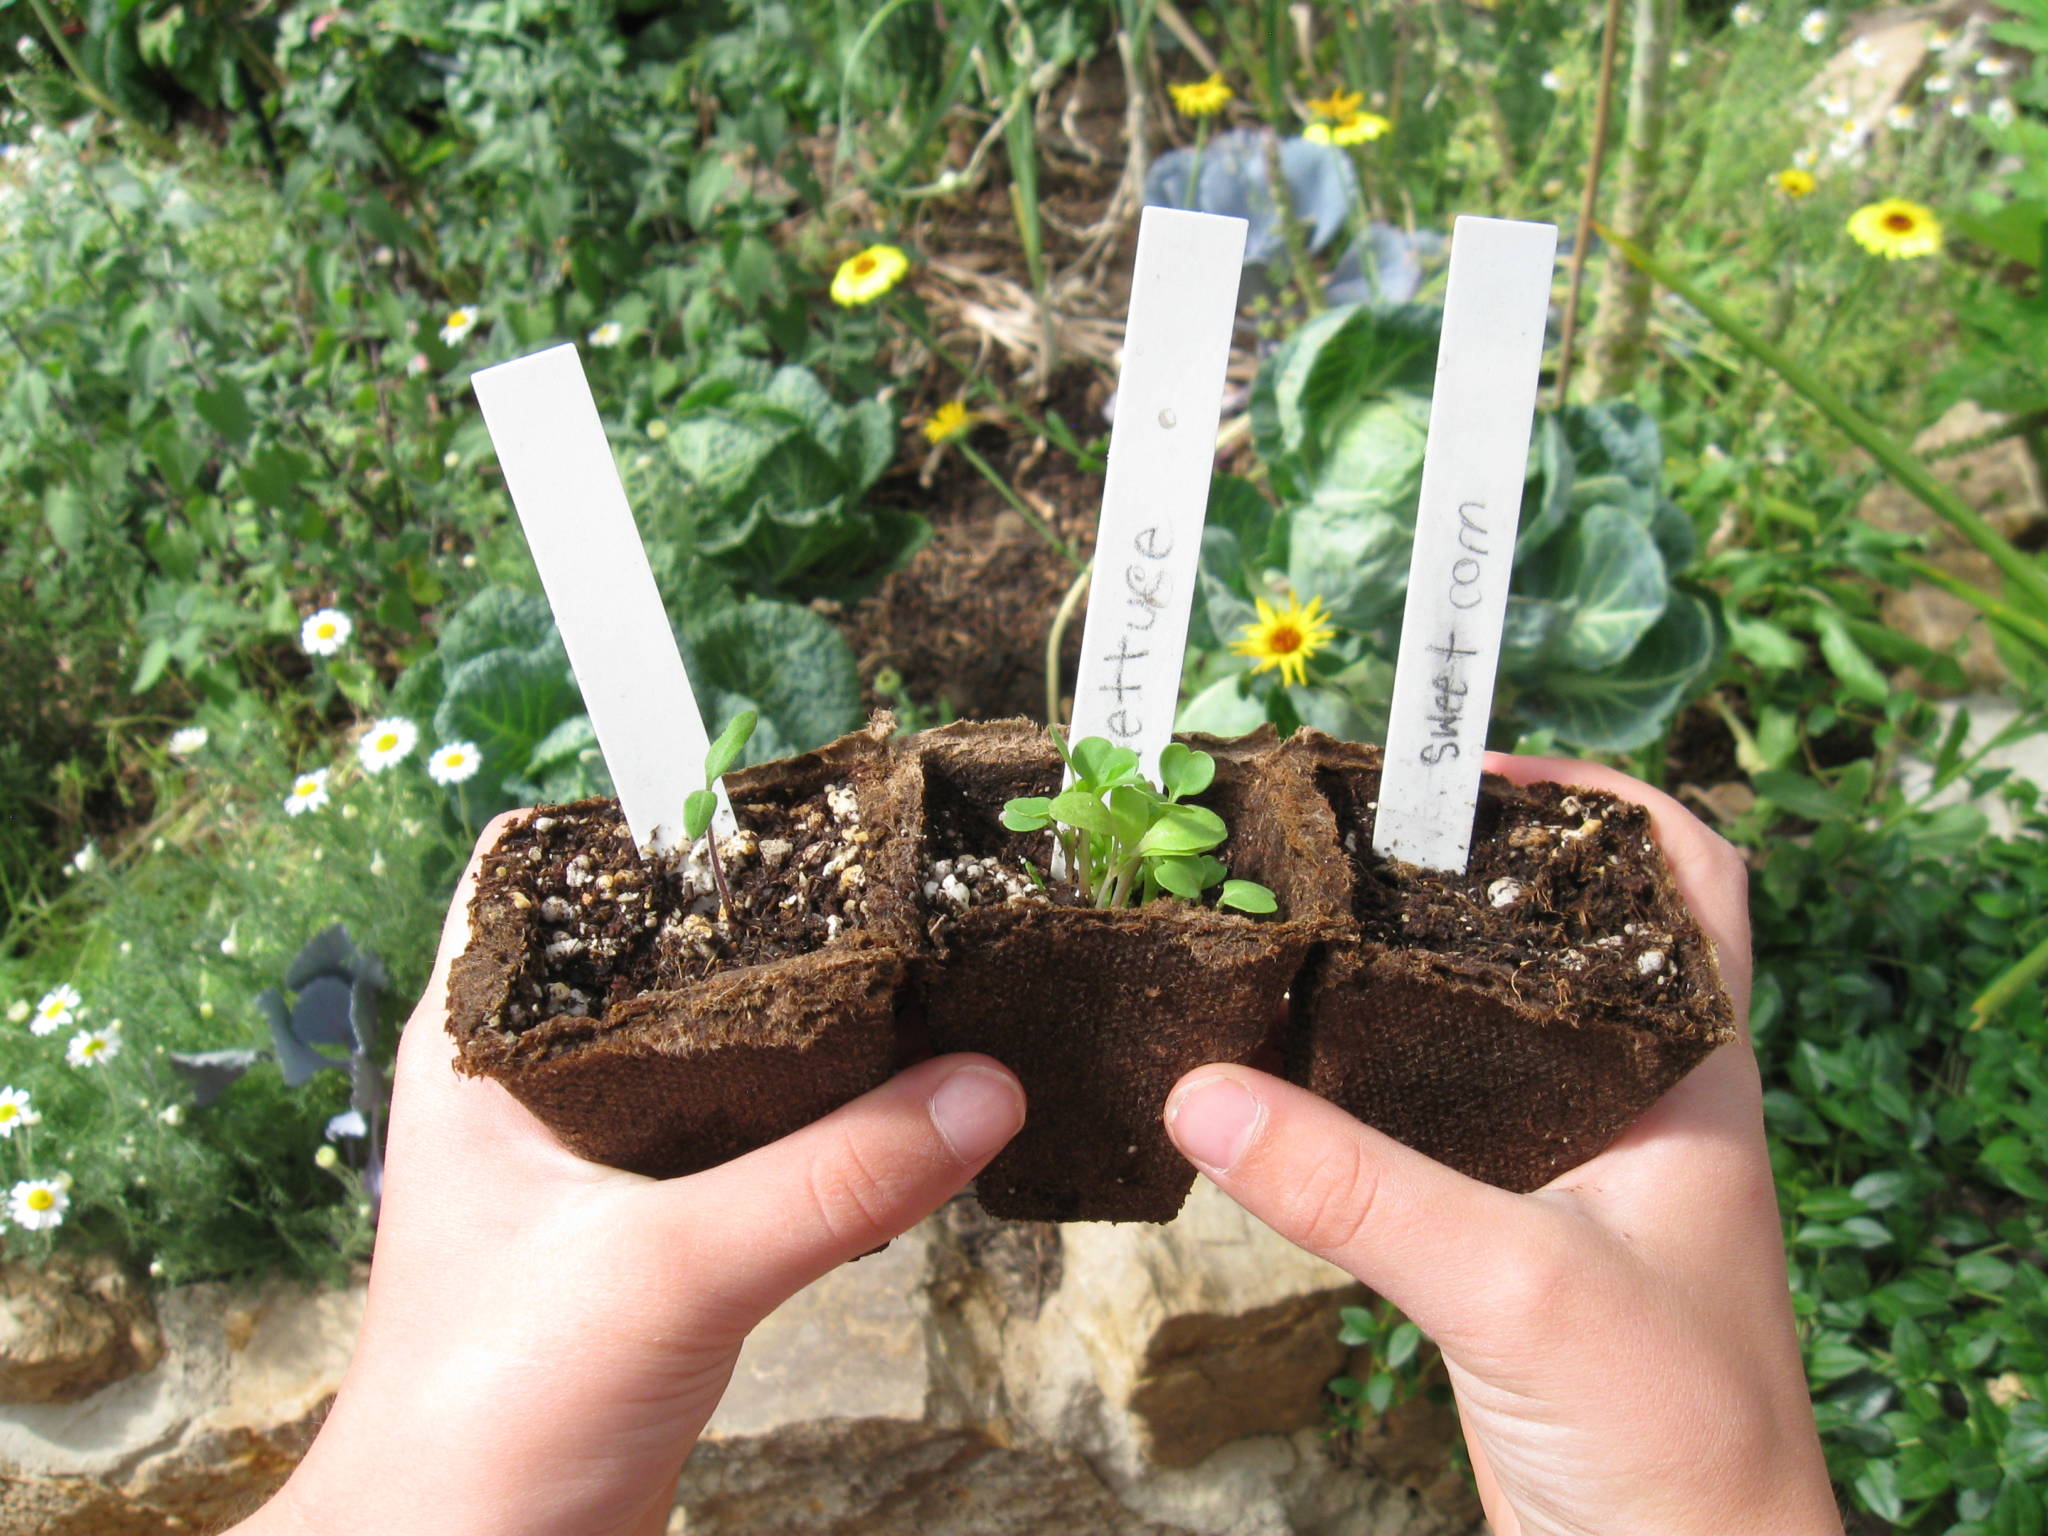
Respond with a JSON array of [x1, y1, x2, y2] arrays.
[[1164, 1065, 1552, 1348], [381, 812, 599, 1194], [1482, 752, 1752, 1024], [641, 1054, 1025, 1328]]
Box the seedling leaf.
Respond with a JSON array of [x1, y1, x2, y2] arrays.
[[1001, 797, 1054, 832], [704, 709, 760, 783], [1219, 879, 1278, 913], [1049, 788, 1119, 836]]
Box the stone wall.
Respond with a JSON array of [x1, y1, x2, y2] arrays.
[[2, 1183, 1482, 1536]]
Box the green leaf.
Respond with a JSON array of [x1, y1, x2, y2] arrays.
[[1135, 803, 1227, 857], [1176, 674, 1271, 736], [194, 378, 254, 450], [683, 601, 864, 765], [1516, 593, 1717, 752], [1048, 789, 1118, 837], [434, 641, 582, 801], [43, 485, 88, 555], [1814, 607, 1891, 707], [1547, 503, 1670, 671], [1068, 738, 1140, 790], [1152, 856, 1210, 898], [1383, 1320, 1423, 1370], [704, 709, 759, 784], [684, 788, 717, 841], [1157, 743, 1215, 800], [438, 587, 559, 671], [1219, 879, 1277, 913], [1001, 797, 1053, 832]]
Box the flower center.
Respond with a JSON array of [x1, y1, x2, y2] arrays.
[[1884, 212, 1915, 232], [1269, 625, 1303, 655], [446, 752, 466, 767], [0, 1105, 16, 1122], [853, 255, 877, 277], [26, 1188, 52, 1211], [84, 1040, 102, 1056], [376, 733, 398, 751]]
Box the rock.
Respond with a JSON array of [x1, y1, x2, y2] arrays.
[[0, 1273, 363, 1536], [1859, 402, 2047, 690], [0, 1255, 162, 1405], [674, 1419, 1198, 1535]]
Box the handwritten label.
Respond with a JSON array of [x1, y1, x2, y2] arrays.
[[1374, 217, 1558, 872], [472, 344, 722, 856], [1068, 207, 1247, 777]]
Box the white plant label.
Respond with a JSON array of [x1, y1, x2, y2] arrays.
[[472, 344, 720, 856], [1068, 205, 1248, 779], [1373, 216, 1558, 873]]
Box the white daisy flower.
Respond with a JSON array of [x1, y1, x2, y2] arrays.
[[1799, 9, 1829, 44], [1731, 2, 1761, 26], [31, 985, 80, 1037], [357, 717, 420, 774], [285, 769, 332, 817], [326, 1108, 367, 1140], [587, 321, 625, 348], [1988, 97, 2017, 125], [1928, 27, 1955, 53], [438, 307, 479, 345], [8, 1178, 68, 1231], [300, 608, 353, 656], [168, 725, 209, 758], [66, 841, 100, 876], [159, 1103, 184, 1127], [67, 1027, 121, 1068], [1950, 94, 1976, 117], [0, 1087, 41, 1137], [1828, 119, 1868, 160], [1850, 37, 1881, 68], [1885, 102, 1918, 130], [1818, 88, 1852, 118], [427, 742, 482, 786], [1976, 55, 2013, 78], [1925, 71, 1956, 94]]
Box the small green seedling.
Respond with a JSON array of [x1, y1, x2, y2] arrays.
[[1000, 734, 1278, 914], [682, 709, 758, 916]]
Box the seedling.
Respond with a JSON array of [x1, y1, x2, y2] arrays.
[[683, 710, 758, 917], [1000, 734, 1277, 914]]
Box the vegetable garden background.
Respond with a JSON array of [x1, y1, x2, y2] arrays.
[[2, 0, 2046, 1528]]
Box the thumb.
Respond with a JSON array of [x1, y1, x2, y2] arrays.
[[634, 1054, 1024, 1328], [1164, 1066, 1548, 1347]]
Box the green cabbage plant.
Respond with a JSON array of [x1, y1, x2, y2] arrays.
[[1182, 302, 1718, 753], [665, 360, 930, 602]]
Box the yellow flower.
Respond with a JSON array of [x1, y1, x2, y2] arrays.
[[830, 244, 910, 307], [1170, 73, 1234, 119], [1306, 88, 1366, 121], [1774, 168, 1817, 198], [922, 399, 976, 445], [1846, 198, 1942, 260], [1232, 593, 1337, 689], [1304, 111, 1392, 146]]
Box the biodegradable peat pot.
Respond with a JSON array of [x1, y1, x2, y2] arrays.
[[446, 719, 916, 1178], [1281, 731, 1738, 1193], [906, 720, 1346, 1223]]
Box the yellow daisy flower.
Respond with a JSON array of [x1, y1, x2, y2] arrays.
[[1304, 111, 1392, 146], [1846, 198, 1942, 260], [1232, 593, 1337, 689], [1774, 168, 1817, 198], [922, 400, 976, 445], [1306, 88, 1366, 121], [1170, 73, 1234, 118], [830, 244, 910, 307]]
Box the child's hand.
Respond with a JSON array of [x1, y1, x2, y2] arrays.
[[1164, 755, 1843, 1536], [240, 814, 1025, 1536]]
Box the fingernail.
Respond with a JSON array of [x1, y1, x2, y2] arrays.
[[1166, 1075, 1263, 1174], [929, 1065, 1024, 1164]]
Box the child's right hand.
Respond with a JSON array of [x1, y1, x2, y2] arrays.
[[1164, 754, 1844, 1536]]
